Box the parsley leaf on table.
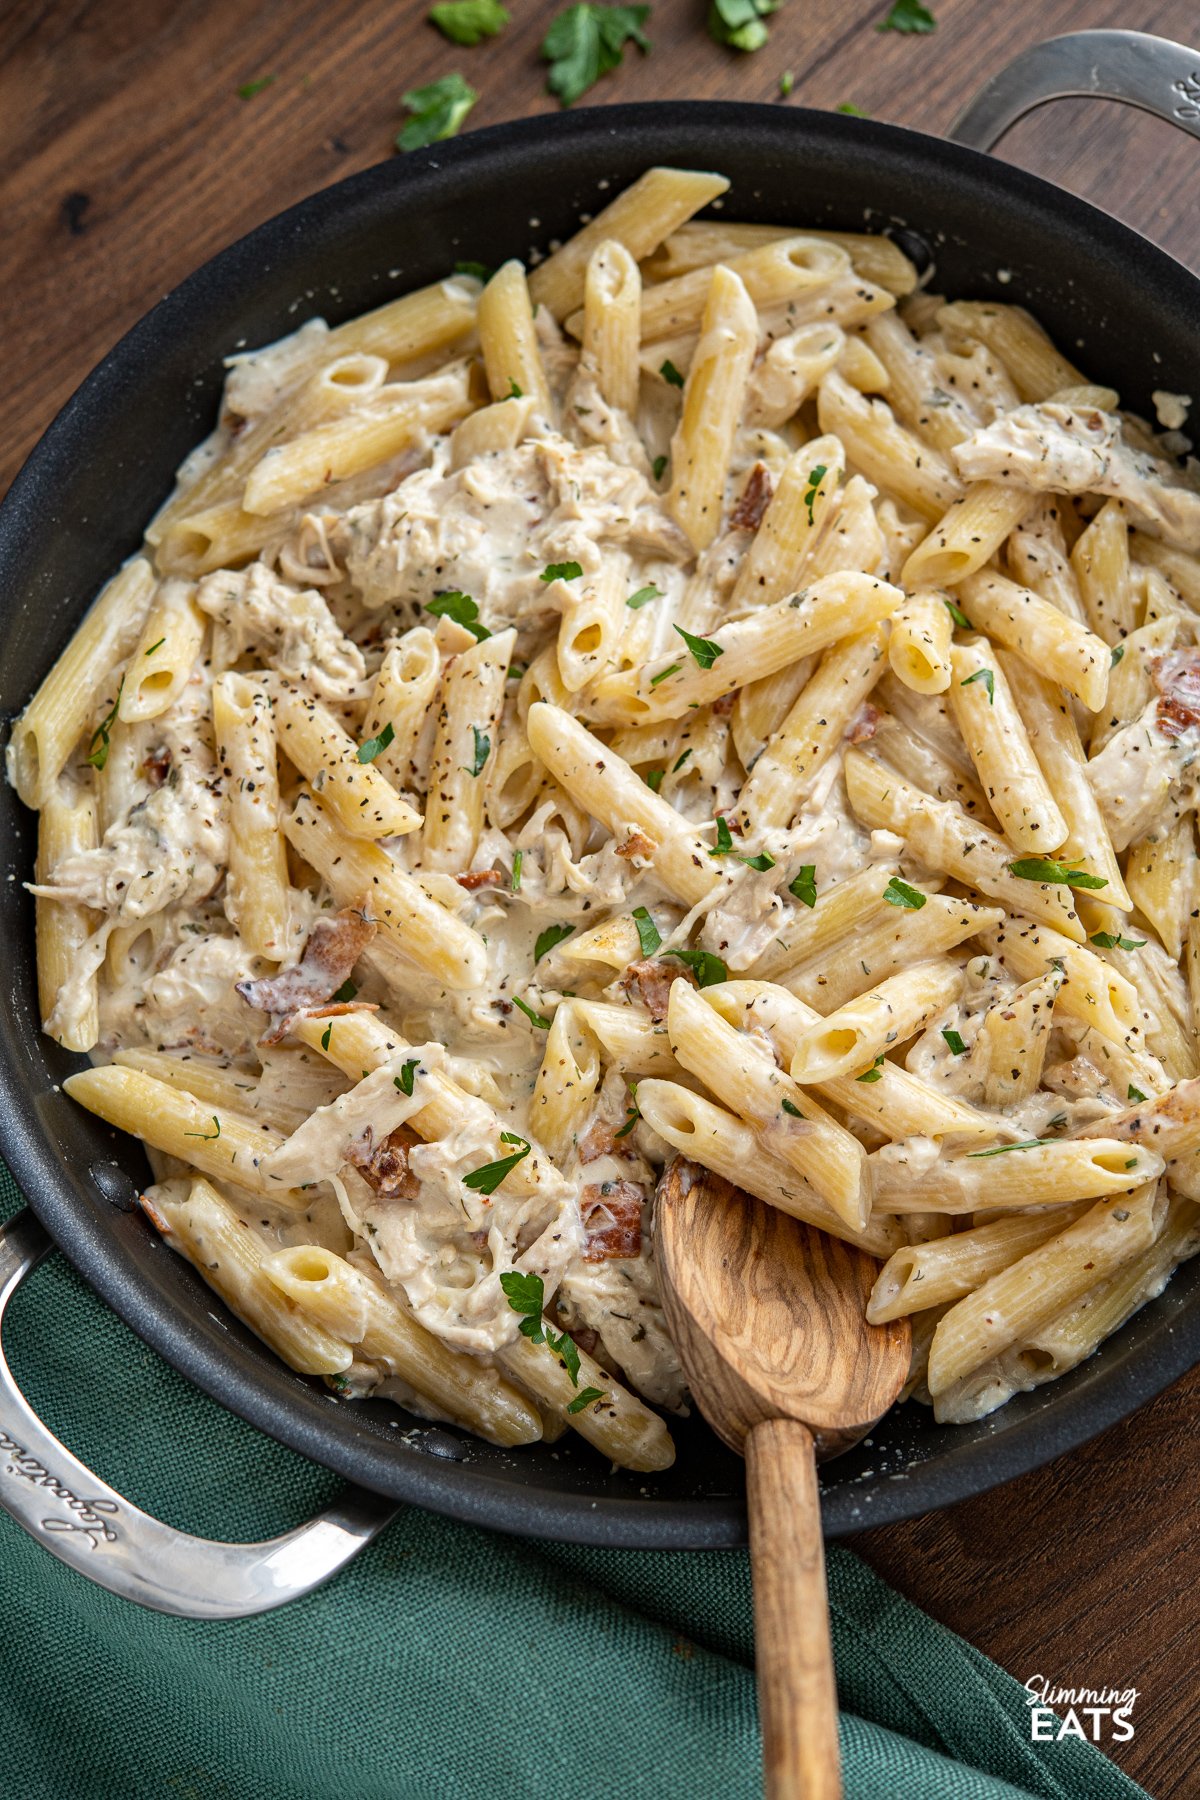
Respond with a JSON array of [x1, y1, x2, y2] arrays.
[[429, 0, 510, 44], [877, 0, 936, 32], [708, 0, 779, 54], [540, 4, 651, 107], [396, 73, 478, 151]]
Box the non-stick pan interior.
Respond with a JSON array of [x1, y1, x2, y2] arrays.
[[2, 103, 1198, 1545]]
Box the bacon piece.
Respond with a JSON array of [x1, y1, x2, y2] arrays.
[[143, 745, 172, 788], [582, 1179, 644, 1260], [578, 1119, 621, 1163], [846, 701, 881, 746], [620, 956, 696, 1022], [347, 1122, 420, 1200], [730, 462, 773, 532], [237, 906, 376, 1037], [457, 869, 504, 890], [615, 829, 656, 862], [711, 691, 735, 717], [1150, 650, 1200, 739]]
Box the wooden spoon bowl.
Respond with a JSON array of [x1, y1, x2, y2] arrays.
[[656, 1158, 911, 1800]]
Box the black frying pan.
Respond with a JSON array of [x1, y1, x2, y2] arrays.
[[1, 29, 1199, 1617]]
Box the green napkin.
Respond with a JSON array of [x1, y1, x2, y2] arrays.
[[0, 1165, 1147, 1800]]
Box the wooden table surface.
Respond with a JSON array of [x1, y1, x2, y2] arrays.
[[3, 0, 1198, 1791]]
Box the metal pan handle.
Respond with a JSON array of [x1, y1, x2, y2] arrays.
[[0, 1209, 397, 1617], [949, 28, 1200, 153]]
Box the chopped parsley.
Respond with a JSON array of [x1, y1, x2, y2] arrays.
[[710, 816, 735, 856], [513, 995, 553, 1029], [144, 637, 166, 657], [836, 100, 869, 116], [781, 1097, 803, 1118], [237, 75, 276, 99], [943, 598, 972, 629], [425, 590, 491, 641], [184, 1114, 222, 1140], [534, 922, 575, 961], [650, 662, 682, 686], [454, 259, 494, 282], [331, 979, 358, 1003], [540, 3, 651, 107], [941, 1028, 968, 1056], [321, 1024, 333, 1051], [499, 1269, 582, 1380], [615, 1087, 640, 1138], [627, 584, 663, 609], [632, 906, 662, 957], [663, 947, 728, 987], [86, 680, 124, 771], [672, 749, 693, 772], [967, 1138, 1050, 1158], [395, 1059, 420, 1097], [429, 0, 510, 44], [507, 379, 523, 398], [802, 463, 827, 526], [674, 624, 724, 670], [789, 865, 817, 908], [645, 769, 665, 792], [708, 0, 779, 53], [960, 666, 994, 705], [883, 876, 926, 910], [511, 850, 523, 892], [567, 1385, 604, 1414], [1128, 1084, 1148, 1104], [357, 722, 395, 763], [1111, 644, 1125, 668], [778, 69, 794, 97], [464, 725, 490, 777], [541, 561, 584, 582], [660, 358, 685, 388], [467, 1133, 533, 1194], [396, 73, 478, 151], [856, 1055, 886, 1083], [652, 454, 668, 480], [877, 0, 936, 32], [1090, 930, 1146, 951], [740, 850, 775, 872], [1009, 857, 1107, 891]]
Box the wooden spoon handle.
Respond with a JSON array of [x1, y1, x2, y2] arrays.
[[745, 1417, 842, 1800]]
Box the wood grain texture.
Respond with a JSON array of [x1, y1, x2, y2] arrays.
[[747, 1419, 842, 1800], [3, 2, 1200, 1791], [656, 1162, 909, 1454]]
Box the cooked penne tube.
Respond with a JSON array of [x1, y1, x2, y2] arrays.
[[144, 1180, 353, 1376], [529, 167, 730, 319], [119, 581, 207, 723], [946, 639, 1068, 853], [269, 677, 421, 840], [496, 1332, 675, 1472], [926, 1182, 1163, 1393], [887, 590, 953, 695], [478, 261, 552, 419], [667, 982, 870, 1227], [667, 265, 757, 552], [113, 1048, 317, 1134], [35, 784, 100, 1051], [729, 440, 844, 610], [867, 1204, 1090, 1323], [788, 959, 963, 1084], [358, 627, 441, 793], [571, 1000, 682, 1077], [581, 240, 642, 416], [975, 969, 1063, 1107], [734, 624, 888, 830], [634, 1079, 903, 1255], [1071, 499, 1134, 647], [9, 556, 156, 808], [532, 1005, 601, 1162], [870, 1136, 1163, 1214], [956, 570, 1110, 712], [585, 572, 903, 726], [980, 914, 1141, 1051], [419, 629, 514, 872], [1124, 812, 1195, 962], [642, 222, 918, 296], [262, 1244, 543, 1446], [843, 747, 1086, 940], [902, 482, 1035, 588], [780, 897, 1005, 1012], [241, 364, 475, 516], [212, 674, 291, 959], [747, 862, 901, 980], [862, 310, 978, 453], [555, 556, 629, 692], [284, 790, 487, 991], [65, 1065, 301, 1200], [935, 301, 1085, 401], [817, 370, 963, 521], [706, 981, 998, 1143], [636, 234, 849, 342]]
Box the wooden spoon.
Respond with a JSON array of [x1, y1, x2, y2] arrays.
[[655, 1159, 911, 1800]]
